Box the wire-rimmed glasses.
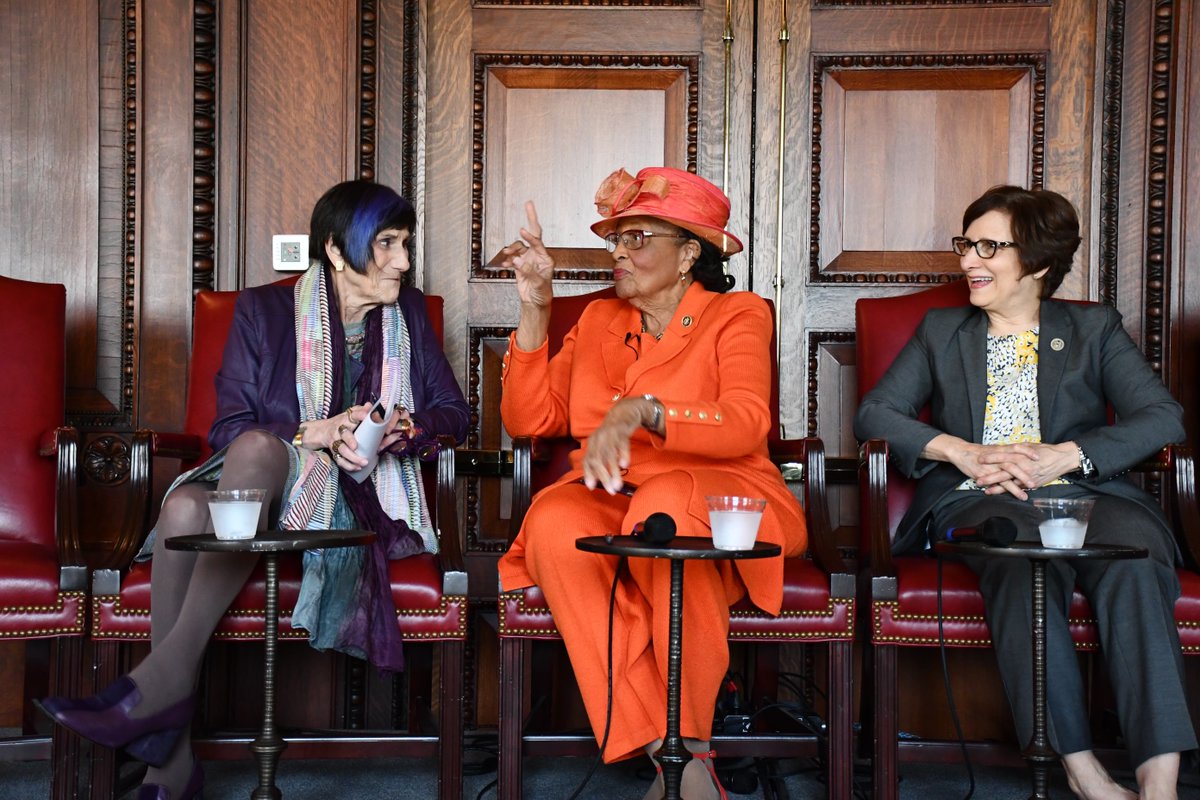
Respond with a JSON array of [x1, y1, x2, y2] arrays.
[[951, 236, 1018, 259], [603, 230, 689, 253]]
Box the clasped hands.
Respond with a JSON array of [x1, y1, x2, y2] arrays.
[[950, 440, 1081, 500], [320, 401, 419, 473]]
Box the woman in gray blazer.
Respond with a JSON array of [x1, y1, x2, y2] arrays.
[[855, 185, 1195, 800]]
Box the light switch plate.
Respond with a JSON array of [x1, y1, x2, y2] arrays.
[[272, 234, 309, 271]]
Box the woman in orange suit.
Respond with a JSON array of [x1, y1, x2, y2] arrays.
[[496, 167, 807, 800]]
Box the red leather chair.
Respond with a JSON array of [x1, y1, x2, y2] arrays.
[[0, 276, 87, 800], [89, 281, 467, 800], [495, 288, 856, 800], [855, 279, 1200, 799]]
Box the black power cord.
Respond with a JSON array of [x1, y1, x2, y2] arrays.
[[937, 554, 976, 800], [563, 558, 624, 800]]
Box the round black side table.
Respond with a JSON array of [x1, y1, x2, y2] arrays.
[[167, 529, 374, 800], [933, 540, 1147, 800], [576, 535, 781, 800]]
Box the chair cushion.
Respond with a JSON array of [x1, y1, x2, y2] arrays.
[[0, 541, 85, 637], [872, 556, 1101, 649], [0, 277, 65, 550], [1177, 568, 1200, 653], [93, 552, 465, 641], [730, 558, 853, 642], [498, 586, 557, 639], [499, 558, 854, 642]]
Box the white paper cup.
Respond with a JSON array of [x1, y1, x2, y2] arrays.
[[706, 496, 767, 551], [1032, 497, 1094, 549], [207, 489, 266, 541]]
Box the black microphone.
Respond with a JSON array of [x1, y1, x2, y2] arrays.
[[632, 512, 677, 546], [945, 516, 1018, 547]]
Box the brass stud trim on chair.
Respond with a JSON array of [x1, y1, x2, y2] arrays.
[[497, 591, 562, 637], [0, 591, 87, 637], [94, 594, 468, 640], [730, 597, 855, 640]]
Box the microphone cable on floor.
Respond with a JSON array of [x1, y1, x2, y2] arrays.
[[564, 557, 624, 800], [937, 554, 976, 800]]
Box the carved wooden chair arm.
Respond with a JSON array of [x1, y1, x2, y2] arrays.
[[859, 438, 895, 579], [434, 435, 467, 592], [44, 426, 88, 588]]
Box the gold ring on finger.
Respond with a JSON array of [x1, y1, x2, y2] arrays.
[[331, 439, 343, 456], [338, 424, 349, 435]]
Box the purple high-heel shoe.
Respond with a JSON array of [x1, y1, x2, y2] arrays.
[[135, 760, 204, 800], [35, 676, 194, 768]]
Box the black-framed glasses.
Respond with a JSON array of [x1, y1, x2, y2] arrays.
[[603, 230, 689, 253], [951, 236, 1018, 259]]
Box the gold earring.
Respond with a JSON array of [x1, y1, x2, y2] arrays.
[[334, 259, 345, 272]]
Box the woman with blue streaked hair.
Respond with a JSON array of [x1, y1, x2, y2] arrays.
[[38, 180, 470, 800]]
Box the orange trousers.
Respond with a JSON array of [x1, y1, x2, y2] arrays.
[[517, 472, 745, 763]]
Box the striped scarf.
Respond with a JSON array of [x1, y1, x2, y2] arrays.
[[279, 262, 434, 550]]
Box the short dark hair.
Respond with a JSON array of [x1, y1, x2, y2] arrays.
[[309, 180, 416, 275], [962, 185, 1081, 299], [685, 235, 735, 293]]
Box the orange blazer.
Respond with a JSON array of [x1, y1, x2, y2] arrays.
[[499, 282, 807, 614]]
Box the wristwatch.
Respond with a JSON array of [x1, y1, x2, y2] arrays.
[[1076, 444, 1096, 479]]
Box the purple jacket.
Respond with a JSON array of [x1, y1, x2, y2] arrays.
[[210, 281, 469, 452]]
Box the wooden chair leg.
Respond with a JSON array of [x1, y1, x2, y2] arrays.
[[438, 640, 464, 800], [826, 639, 853, 800], [498, 637, 529, 800], [88, 640, 124, 800], [872, 643, 899, 800], [48, 636, 85, 800]]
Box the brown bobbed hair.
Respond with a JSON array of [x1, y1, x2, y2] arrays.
[[962, 185, 1082, 299]]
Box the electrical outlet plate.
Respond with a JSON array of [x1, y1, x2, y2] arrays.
[[272, 234, 309, 271]]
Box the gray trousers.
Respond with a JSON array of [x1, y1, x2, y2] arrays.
[[932, 485, 1196, 767]]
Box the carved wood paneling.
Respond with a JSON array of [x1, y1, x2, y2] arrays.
[[1097, 0, 1125, 308], [470, 53, 700, 280], [806, 331, 855, 440], [809, 53, 1046, 285], [400, 0, 418, 200], [1140, 0, 1176, 378], [465, 325, 516, 552], [359, 0, 377, 180], [194, 1, 218, 294], [814, 0, 1041, 5], [476, 0, 696, 5]]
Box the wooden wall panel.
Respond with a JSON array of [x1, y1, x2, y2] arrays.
[[473, 58, 698, 279], [814, 64, 1038, 280], [1176, 2, 1200, 442], [1, 0, 113, 417], [232, 0, 359, 289]]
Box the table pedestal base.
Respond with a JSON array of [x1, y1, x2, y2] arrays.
[[1024, 558, 1054, 800], [250, 553, 286, 800], [658, 559, 686, 800]]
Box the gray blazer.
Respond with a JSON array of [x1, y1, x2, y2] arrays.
[[854, 299, 1185, 555]]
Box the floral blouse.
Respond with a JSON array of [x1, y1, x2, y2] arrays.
[[957, 329, 1067, 490]]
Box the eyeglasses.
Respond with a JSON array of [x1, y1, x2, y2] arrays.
[[603, 230, 689, 253], [951, 237, 1018, 259]]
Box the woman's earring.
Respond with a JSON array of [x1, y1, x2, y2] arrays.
[[334, 259, 345, 272], [679, 271, 687, 282]]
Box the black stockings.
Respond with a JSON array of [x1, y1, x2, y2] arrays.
[[131, 430, 290, 791]]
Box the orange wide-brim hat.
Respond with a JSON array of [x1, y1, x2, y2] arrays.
[[589, 167, 743, 257]]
